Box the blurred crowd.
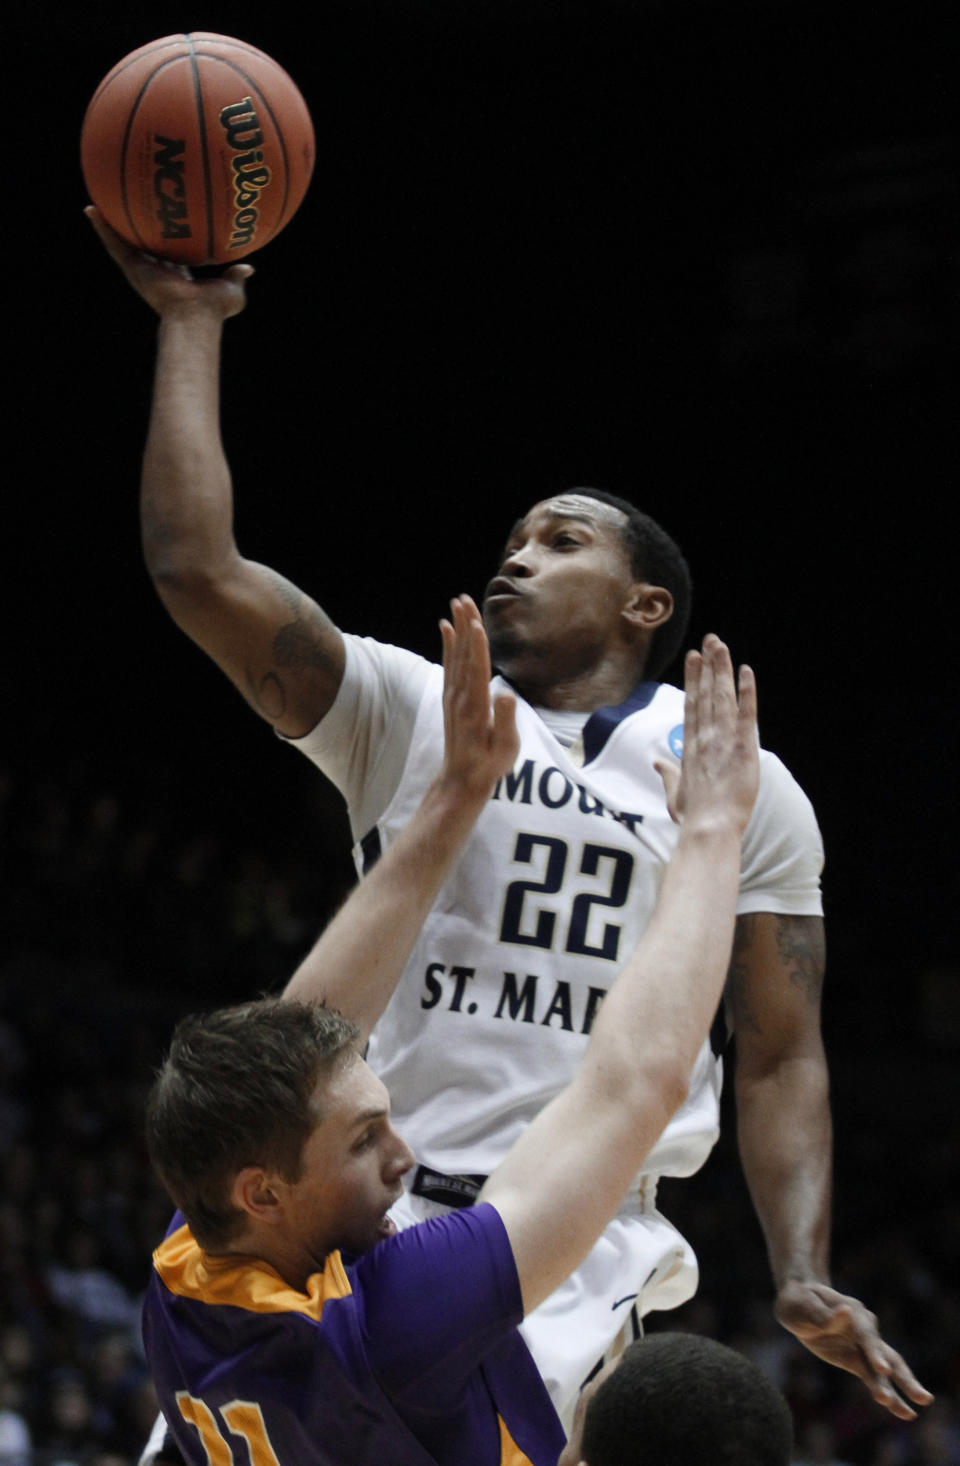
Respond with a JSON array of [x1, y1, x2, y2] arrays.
[[1, 764, 957, 1464]]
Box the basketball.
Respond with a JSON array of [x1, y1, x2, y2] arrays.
[[81, 33, 315, 266]]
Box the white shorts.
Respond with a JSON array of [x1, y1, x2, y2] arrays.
[[138, 1412, 168, 1466], [391, 1177, 698, 1435]]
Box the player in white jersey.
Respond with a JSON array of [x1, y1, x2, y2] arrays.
[[287, 630, 823, 1416], [89, 208, 931, 1437]]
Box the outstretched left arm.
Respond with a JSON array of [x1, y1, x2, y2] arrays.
[[731, 912, 932, 1421]]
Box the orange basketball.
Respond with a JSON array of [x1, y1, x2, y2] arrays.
[[81, 33, 315, 266]]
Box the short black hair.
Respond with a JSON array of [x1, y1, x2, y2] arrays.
[[145, 998, 358, 1250], [581, 1333, 793, 1466], [569, 488, 692, 679]]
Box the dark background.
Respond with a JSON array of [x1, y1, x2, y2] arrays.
[[13, 0, 959, 984], [3, 2, 958, 1461]]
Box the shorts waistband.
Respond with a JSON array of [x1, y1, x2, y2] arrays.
[[410, 1164, 660, 1213], [410, 1165, 488, 1209]]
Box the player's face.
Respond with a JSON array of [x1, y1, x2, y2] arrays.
[[291, 1054, 414, 1260], [482, 495, 639, 692]]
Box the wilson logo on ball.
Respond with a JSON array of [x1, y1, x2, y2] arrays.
[[81, 33, 315, 265], [219, 97, 272, 252], [153, 137, 192, 241]]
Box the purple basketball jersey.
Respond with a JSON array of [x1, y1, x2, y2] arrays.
[[143, 1202, 565, 1465]]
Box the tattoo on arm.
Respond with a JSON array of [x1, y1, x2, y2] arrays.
[[273, 617, 340, 674], [246, 569, 341, 720], [775, 916, 826, 1003], [726, 914, 826, 1036], [727, 915, 761, 1035], [261, 567, 303, 615]]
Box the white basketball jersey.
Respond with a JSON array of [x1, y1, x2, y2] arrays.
[[295, 638, 824, 1184]]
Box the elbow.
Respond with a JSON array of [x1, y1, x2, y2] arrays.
[[148, 561, 208, 621], [641, 1046, 692, 1132], [147, 559, 239, 641], [658, 1061, 691, 1122], [617, 1053, 691, 1138], [144, 540, 233, 611], [142, 522, 202, 584], [148, 553, 208, 598]]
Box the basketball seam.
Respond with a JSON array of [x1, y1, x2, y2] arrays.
[[87, 34, 277, 107], [185, 37, 216, 264], [117, 60, 194, 253]]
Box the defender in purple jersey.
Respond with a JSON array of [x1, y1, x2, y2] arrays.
[[141, 622, 781, 1464], [144, 1198, 561, 1465]]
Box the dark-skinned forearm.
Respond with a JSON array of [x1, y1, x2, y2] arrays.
[[140, 309, 238, 589], [736, 1048, 833, 1289]]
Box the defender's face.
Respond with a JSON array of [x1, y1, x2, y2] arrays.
[[482, 495, 638, 688], [291, 1054, 414, 1261]]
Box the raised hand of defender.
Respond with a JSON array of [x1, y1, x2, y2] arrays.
[[656, 634, 758, 836], [86, 205, 253, 319], [439, 595, 518, 804]]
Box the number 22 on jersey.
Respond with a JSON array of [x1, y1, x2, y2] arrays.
[[499, 834, 634, 960]]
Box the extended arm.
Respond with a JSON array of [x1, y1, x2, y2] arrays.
[[283, 597, 517, 1044], [731, 913, 931, 1419], [730, 912, 832, 1287], [87, 208, 343, 737], [482, 636, 758, 1314]]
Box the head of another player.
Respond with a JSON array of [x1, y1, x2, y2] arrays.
[[145, 999, 415, 1280], [557, 1332, 793, 1466], [482, 489, 692, 706]]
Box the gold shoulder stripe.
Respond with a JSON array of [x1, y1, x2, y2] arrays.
[[154, 1223, 352, 1321], [498, 1414, 537, 1466]]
